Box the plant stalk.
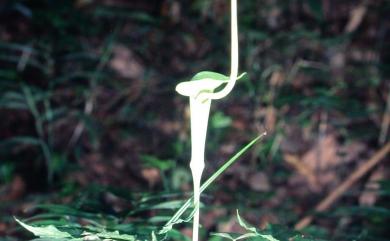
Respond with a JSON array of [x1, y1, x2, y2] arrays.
[[188, 1, 238, 240], [207, 0, 238, 100]]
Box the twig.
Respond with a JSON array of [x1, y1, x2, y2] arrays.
[[295, 142, 390, 230]]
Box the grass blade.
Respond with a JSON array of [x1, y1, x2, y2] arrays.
[[159, 133, 266, 234]]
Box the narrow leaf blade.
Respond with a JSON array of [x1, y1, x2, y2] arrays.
[[15, 218, 72, 239]]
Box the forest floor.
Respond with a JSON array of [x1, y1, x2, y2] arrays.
[[0, 1, 389, 240]]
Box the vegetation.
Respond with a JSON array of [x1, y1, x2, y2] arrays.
[[0, 0, 389, 241]]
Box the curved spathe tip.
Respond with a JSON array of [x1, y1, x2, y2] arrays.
[[175, 79, 227, 97]]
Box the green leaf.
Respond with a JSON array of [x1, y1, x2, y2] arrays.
[[175, 71, 246, 97], [159, 133, 266, 234], [0, 91, 28, 110], [140, 155, 175, 171], [30, 239, 74, 241], [236, 211, 257, 233], [151, 231, 158, 241], [212, 232, 260, 241], [236, 211, 280, 241], [235, 233, 259, 240], [94, 231, 136, 241], [15, 218, 73, 239], [191, 71, 230, 81], [307, 0, 323, 21], [211, 111, 232, 128], [149, 200, 185, 210], [211, 232, 235, 240], [0, 136, 41, 147]]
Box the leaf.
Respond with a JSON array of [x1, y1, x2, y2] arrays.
[[175, 71, 246, 97], [30, 239, 74, 241], [166, 229, 192, 241], [191, 71, 230, 81], [236, 233, 261, 240], [199, 133, 265, 194], [236, 211, 280, 241], [94, 231, 136, 241], [212, 232, 260, 241], [159, 133, 266, 234], [307, 0, 323, 21], [149, 200, 185, 210], [0, 136, 41, 147], [255, 234, 280, 241], [211, 232, 235, 240], [42, 107, 67, 122], [236, 211, 257, 233], [147, 216, 171, 223], [151, 231, 158, 241], [0, 101, 29, 110], [0, 91, 28, 110], [140, 155, 175, 171], [15, 218, 73, 239], [211, 111, 232, 128]]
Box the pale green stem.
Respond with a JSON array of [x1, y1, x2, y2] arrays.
[[189, 96, 211, 241]]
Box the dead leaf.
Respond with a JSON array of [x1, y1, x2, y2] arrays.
[[169, 1, 181, 23], [259, 213, 278, 229], [155, 119, 181, 135], [269, 70, 284, 87], [248, 172, 270, 192], [109, 45, 144, 79], [345, 4, 367, 33], [299, 134, 341, 189], [302, 134, 339, 171], [284, 154, 319, 191], [141, 168, 160, 187]]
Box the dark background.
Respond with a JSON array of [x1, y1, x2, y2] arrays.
[[0, 0, 389, 240]]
